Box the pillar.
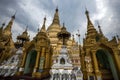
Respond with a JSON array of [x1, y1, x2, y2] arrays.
[[33, 50, 40, 73], [39, 47, 45, 70], [41, 47, 45, 57], [19, 50, 27, 71], [81, 50, 86, 80], [44, 49, 52, 77], [92, 50, 101, 80], [113, 50, 120, 79], [85, 49, 93, 80], [17, 50, 27, 75], [92, 50, 99, 72], [45, 51, 50, 70]]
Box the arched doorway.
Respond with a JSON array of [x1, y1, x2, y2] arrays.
[[96, 49, 119, 80], [24, 50, 37, 75], [60, 58, 65, 64]]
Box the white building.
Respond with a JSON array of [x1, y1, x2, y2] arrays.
[[0, 48, 23, 77], [50, 46, 83, 80]]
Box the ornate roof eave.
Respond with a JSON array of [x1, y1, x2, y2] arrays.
[[17, 35, 29, 41], [85, 9, 98, 38]]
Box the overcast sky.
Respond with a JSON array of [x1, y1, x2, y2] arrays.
[[0, 0, 120, 43]]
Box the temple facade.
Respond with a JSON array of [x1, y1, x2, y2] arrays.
[[80, 9, 120, 80], [0, 7, 120, 80]]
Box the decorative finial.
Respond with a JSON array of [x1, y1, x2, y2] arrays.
[[85, 32, 87, 37], [85, 7, 89, 15], [25, 25, 28, 32], [37, 27, 39, 32], [97, 21, 103, 35], [72, 34, 74, 38], [2, 22, 5, 27], [97, 21, 100, 28], [116, 34, 119, 40], [76, 29, 81, 45], [44, 16, 46, 24], [63, 23, 65, 27], [44, 16, 46, 20], [56, 6, 58, 12], [117, 35, 119, 38], [40, 17, 46, 32], [52, 6, 60, 25], [85, 7, 91, 21], [12, 11, 16, 19], [26, 25, 28, 29], [72, 34, 75, 40], [76, 30, 80, 37]]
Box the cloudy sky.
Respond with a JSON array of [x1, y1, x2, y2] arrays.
[[0, 0, 120, 43]]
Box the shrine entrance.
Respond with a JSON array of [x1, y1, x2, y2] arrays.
[[24, 50, 37, 75], [96, 49, 119, 80]]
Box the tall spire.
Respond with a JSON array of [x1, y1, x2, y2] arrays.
[[40, 17, 46, 32], [97, 22, 103, 35], [25, 25, 28, 32], [4, 13, 15, 35], [116, 35, 120, 43], [52, 7, 60, 25], [85, 8, 97, 38], [85, 9, 91, 22]]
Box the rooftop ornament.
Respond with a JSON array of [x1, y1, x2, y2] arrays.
[[57, 23, 71, 45]]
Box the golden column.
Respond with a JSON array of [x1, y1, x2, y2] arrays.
[[17, 49, 27, 75], [39, 47, 45, 69], [85, 49, 93, 80], [92, 50, 99, 72], [91, 50, 101, 80], [44, 50, 50, 75], [81, 50, 86, 80], [45, 51, 49, 69], [39, 47, 46, 77], [20, 49, 27, 70], [49, 52, 53, 68], [33, 49, 40, 73], [41, 47, 45, 57], [113, 50, 120, 78]]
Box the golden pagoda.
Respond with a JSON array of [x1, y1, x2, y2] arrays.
[[47, 7, 61, 49]]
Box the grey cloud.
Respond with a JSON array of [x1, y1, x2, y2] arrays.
[[0, 0, 120, 41], [0, 0, 38, 32], [102, 0, 120, 38]]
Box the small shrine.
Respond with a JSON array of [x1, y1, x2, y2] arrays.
[[50, 45, 73, 80]]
